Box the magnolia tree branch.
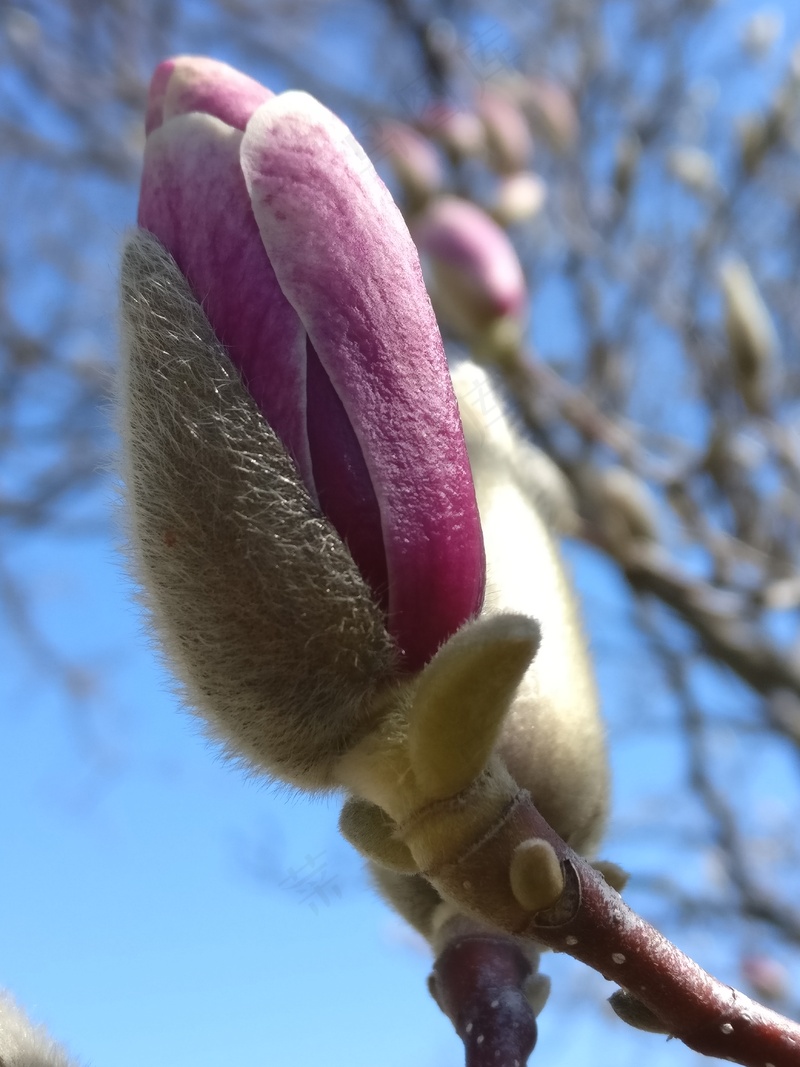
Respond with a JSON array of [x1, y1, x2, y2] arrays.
[[671, 645, 800, 944], [622, 546, 800, 704], [430, 795, 800, 1067]]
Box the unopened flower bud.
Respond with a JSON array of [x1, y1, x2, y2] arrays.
[[492, 172, 547, 226], [120, 56, 486, 787], [412, 195, 527, 347], [719, 256, 778, 415], [476, 88, 534, 175], [373, 120, 443, 210], [667, 146, 719, 196]]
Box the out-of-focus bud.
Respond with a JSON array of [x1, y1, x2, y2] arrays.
[[590, 466, 660, 548], [719, 257, 779, 415], [738, 111, 783, 174], [373, 120, 443, 211], [492, 171, 547, 226], [741, 955, 789, 1002], [613, 134, 641, 202], [412, 195, 527, 354], [476, 88, 534, 175], [667, 146, 719, 196], [509, 76, 579, 154], [418, 102, 486, 161], [741, 8, 784, 58], [4, 6, 40, 50]]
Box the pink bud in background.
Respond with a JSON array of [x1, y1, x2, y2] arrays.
[[418, 102, 486, 161], [136, 55, 485, 670], [374, 120, 443, 209], [412, 195, 527, 341], [476, 88, 534, 175], [511, 77, 579, 155], [741, 955, 788, 1002]]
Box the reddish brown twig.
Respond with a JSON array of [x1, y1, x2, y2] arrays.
[[430, 794, 800, 1067]]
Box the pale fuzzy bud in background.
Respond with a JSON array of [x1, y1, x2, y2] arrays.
[[741, 8, 784, 58], [448, 360, 607, 853], [667, 145, 719, 197], [476, 87, 534, 175], [612, 134, 641, 202], [417, 101, 486, 162], [453, 360, 578, 534], [4, 5, 41, 51], [507, 75, 579, 154], [412, 195, 527, 357], [590, 465, 661, 548], [741, 955, 789, 1002], [492, 171, 547, 226], [0, 994, 78, 1067], [373, 120, 443, 211], [719, 256, 779, 415]]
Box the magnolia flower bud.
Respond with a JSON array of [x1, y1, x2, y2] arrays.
[[121, 56, 485, 787], [507, 76, 579, 155], [417, 102, 486, 161], [741, 8, 784, 57], [412, 195, 527, 346], [667, 146, 719, 197], [590, 466, 661, 548], [476, 88, 534, 175], [492, 171, 547, 226], [373, 120, 443, 210], [123, 59, 609, 1010], [741, 955, 789, 1002], [719, 256, 778, 414]]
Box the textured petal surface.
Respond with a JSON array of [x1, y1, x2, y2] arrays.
[[413, 196, 527, 318], [146, 56, 273, 135], [241, 92, 485, 668], [138, 112, 315, 490], [306, 341, 389, 602]]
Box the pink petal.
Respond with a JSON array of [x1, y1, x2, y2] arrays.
[[144, 59, 175, 136], [241, 92, 485, 669], [306, 341, 388, 601], [477, 89, 533, 174], [145, 56, 273, 136], [138, 112, 315, 491]]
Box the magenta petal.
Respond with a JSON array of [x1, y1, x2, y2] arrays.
[[137, 112, 315, 491], [306, 341, 389, 603], [144, 59, 175, 136], [241, 93, 485, 668], [146, 56, 273, 135]]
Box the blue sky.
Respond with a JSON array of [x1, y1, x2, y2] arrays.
[[3, 2, 800, 1065]]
